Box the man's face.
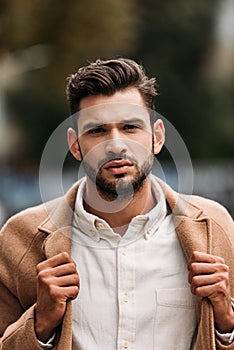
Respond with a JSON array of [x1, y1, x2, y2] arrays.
[[72, 88, 163, 198]]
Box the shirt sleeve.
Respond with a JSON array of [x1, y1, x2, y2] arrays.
[[215, 300, 234, 345], [216, 329, 234, 345]]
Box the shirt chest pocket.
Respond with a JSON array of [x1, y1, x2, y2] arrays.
[[154, 288, 197, 350]]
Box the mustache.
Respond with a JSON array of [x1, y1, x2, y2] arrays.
[[97, 153, 138, 169]]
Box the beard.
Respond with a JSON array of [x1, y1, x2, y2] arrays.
[[82, 153, 154, 200]]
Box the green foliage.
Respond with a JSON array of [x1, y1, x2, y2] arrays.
[[0, 0, 233, 165], [0, 0, 138, 164], [133, 0, 234, 159]]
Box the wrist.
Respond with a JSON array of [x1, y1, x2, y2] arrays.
[[35, 320, 55, 343], [215, 310, 234, 333], [35, 309, 56, 343]]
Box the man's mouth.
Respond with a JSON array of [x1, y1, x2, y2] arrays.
[[103, 159, 134, 174]]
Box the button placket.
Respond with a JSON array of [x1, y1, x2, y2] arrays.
[[117, 244, 136, 350]]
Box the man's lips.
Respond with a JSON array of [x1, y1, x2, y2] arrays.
[[103, 159, 134, 174]]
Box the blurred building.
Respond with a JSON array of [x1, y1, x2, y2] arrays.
[[206, 0, 234, 81]]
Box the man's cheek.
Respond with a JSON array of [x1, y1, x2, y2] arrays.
[[82, 148, 104, 168]]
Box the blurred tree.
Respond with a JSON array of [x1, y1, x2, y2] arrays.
[[134, 0, 234, 159], [0, 0, 139, 165], [0, 0, 233, 165]]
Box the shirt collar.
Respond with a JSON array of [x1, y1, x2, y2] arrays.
[[73, 175, 167, 242]]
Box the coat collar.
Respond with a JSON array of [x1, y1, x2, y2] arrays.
[[38, 182, 79, 259], [39, 178, 210, 260]]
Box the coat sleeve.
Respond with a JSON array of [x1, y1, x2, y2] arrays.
[[0, 213, 58, 349], [212, 205, 234, 350], [0, 305, 49, 349]]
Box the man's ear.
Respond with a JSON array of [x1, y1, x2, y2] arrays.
[[67, 128, 82, 160], [153, 119, 165, 155]]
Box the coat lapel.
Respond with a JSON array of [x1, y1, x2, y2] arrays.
[[38, 182, 79, 258], [175, 216, 209, 259], [175, 216, 216, 350], [37, 183, 79, 350], [162, 181, 216, 350]]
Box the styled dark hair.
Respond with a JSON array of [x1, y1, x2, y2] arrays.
[[66, 58, 157, 114]]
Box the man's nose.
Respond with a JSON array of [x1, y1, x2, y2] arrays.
[[104, 129, 127, 155]]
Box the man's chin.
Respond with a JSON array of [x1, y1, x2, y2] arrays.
[[95, 175, 147, 199]]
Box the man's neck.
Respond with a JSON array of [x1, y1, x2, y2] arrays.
[[83, 177, 156, 235]]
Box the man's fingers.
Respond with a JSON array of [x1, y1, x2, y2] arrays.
[[188, 251, 230, 302], [190, 274, 228, 293], [188, 262, 229, 283], [37, 262, 78, 279], [37, 266, 79, 288], [45, 285, 79, 302], [65, 286, 80, 300], [191, 281, 227, 300], [36, 251, 80, 292], [37, 252, 74, 272], [189, 262, 227, 274], [188, 251, 225, 265], [47, 274, 80, 288], [53, 262, 78, 277]]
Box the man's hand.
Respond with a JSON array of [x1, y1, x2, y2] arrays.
[[188, 251, 234, 333], [35, 252, 79, 342]]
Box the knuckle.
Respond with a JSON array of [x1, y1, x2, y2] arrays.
[[191, 251, 198, 261], [61, 251, 70, 260], [216, 263, 229, 273], [69, 263, 77, 274], [36, 261, 44, 273], [220, 273, 229, 284], [222, 264, 229, 273], [217, 281, 226, 293], [189, 262, 198, 274], [70, 273, 79, 287], [71, 258, 77, 267], [74, 285, 79, 293], [71, 286, 79, 299], [37, 269, 48, 282], [74, 275, 80, 286], [191, 276, 199, 287], [195, 287, 203, 298]]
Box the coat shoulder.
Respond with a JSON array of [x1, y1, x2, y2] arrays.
[[185, 194, 233, 229], [1, 196, 63, 239]]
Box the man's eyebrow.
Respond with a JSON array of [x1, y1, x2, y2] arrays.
[[81, 122, 105, 132], [121, 117, 147, 126], [80, 117, 147, 132]]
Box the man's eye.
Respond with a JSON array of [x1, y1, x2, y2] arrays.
[[123, 124, 139, 130], [88, 127, 105, 134]]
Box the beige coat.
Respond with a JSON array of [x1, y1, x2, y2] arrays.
[[0, 180, 234, 350]]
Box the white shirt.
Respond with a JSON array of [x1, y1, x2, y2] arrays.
[[71, 176, 197, 350]]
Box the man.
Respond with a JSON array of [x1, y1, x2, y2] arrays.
[[0, 58, 234, 350]]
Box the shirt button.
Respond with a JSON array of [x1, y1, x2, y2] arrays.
[[123, 293, 129, 303], [122, 248, 127, 256], [123, 340, 129, 349], [96, 222, 105, 230]]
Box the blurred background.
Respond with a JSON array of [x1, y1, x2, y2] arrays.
[[0, 0, 233, 227]]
